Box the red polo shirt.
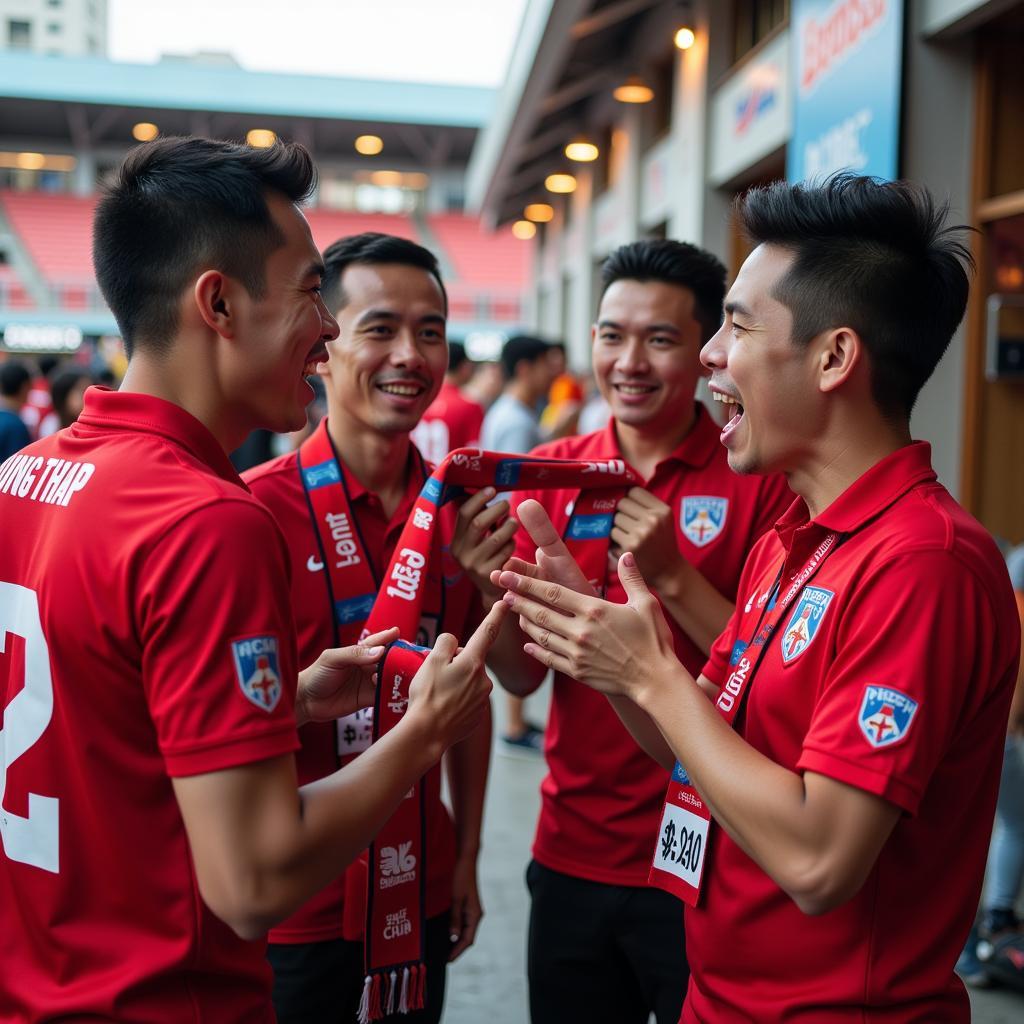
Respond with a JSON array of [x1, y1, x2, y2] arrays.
[[0, 388, 299, 1023], [411, 381, 485, 464], [244, 433, 480, 943], [686, 442, 1021, 1023], [510, 405, 791, 885]]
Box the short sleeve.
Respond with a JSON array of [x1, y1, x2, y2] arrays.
[[797, 552, 1001, 813], [137, 499, 300, 777]]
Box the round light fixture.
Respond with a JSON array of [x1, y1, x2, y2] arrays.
[[545, 173, 577, 195], [132, 122, 158, 142], [355, 134, 384, 156], [564, 139, 599, 162], [246, 128, 277, 148], [613, 76, 655, 103], [524, 203, 555, 223], [16, 152, 46, 170], [512, 220, 537, 240], [674, 27, 696, 50]]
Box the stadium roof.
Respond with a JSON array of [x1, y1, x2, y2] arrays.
[[0, 52, 494, 127]]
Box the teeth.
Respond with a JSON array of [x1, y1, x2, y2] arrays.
[[713, 393, 740, 405], [616, 384, 654, 394], [379, 384, 422, 396]]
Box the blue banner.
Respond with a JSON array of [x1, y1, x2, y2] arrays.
[[787, 0, 904, 183]]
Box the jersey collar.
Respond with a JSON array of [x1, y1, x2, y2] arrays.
[[75, 386, 243, 486], [600, 402, 720, 478], [775, 442, 937, 551]]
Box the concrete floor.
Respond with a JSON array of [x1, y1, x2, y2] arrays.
[[442, 688, 1024, 1024]]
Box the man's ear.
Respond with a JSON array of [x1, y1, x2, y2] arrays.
[[818, 326, 863, 394], [193, 270, 236, 339]]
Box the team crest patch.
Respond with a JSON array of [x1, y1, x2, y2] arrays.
[[858, 685, 919, 748], [232, 635, 282, 712], [681, 496, 728, 547], [780, 587, 833, 663]]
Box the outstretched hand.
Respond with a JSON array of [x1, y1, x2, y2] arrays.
[[496, 551, 679, 702], [296, 626, 400, 727]]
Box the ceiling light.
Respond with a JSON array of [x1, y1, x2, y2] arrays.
[[613, 76, 654, 103], [132, 122, 158, 142], [512, 220, 537, 240], [545, 173, 577, 194], [246, 128, 277, 148], [565, 139, 599, 162], [16, 152, 46, 170], [674, 27, 696, 50], [355, 134, 384, 156], [369, 170, 404, 187], [524, 203, 554, 223]]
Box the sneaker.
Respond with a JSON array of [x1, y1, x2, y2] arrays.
[[956, 925, 992, 988], [501, 725, 544, 756]]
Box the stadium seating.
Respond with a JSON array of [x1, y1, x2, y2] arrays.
[[0, 264, 32, 310], [0, 191, 96, 282], [428, 214, 530, 287], [305, 210, 418, 252]]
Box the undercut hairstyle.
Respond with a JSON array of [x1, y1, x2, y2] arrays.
[[93, 136, 317, 357], [0, 360, 31, 397], [737, 173, 974, 419], [500, 335, 550, 380], [447, 340, 469, 373], [600, 239, 727, 342], [320, 233, 447, 315]]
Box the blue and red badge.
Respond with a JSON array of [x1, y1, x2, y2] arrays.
[[681, 496, 728, 547], [231, 635, 282, 712], [858, 685, 919, 748], [780, 586, 833, 663]]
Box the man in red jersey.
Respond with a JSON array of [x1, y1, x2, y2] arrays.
[[245, 233, 492, 1024], [497, 175, 1021, 1023], [455, 238, 790, 1024], [411, 339, 484, 465], [0, 138, 500, 1023]]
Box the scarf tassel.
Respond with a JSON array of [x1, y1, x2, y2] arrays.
[[358, 963, 427, 1020]]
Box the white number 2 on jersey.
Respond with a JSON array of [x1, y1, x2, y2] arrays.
[[0, 582, 58, 873]]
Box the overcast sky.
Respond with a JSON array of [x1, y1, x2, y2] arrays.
[[108, 0, 528, 87]]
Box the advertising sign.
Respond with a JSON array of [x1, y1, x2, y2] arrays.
[[788, 0, 904, 183]]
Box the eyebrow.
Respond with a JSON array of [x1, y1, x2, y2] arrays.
[[724, 300, 753, 318], [596, 319, 681, 335], [356, 309, 446, 326]]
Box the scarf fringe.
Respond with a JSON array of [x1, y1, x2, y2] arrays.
[[357, 963, 427, 1020]]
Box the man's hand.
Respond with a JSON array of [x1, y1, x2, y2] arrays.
[[610, 487, 686, 592], [447, 852, 483, 961], [295, 627, 399, 728], [497, 551, 679, 703], [406, 600, 506, 752], [488, 498, 597, 598], [451, 487, 518, 602]]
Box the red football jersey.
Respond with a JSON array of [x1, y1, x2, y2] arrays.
[[0, 388, 300, 1022], [686, 442, 1021, 1023], [245, 438, 481, 943], [411, 381, 485, 464], [509, 406, 792, 885]]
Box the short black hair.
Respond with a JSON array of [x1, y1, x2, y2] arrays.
[[50, 366, 93, 419], [93, 136, 317, 357], [600, 239, 727, 342], [737, 173, 974, 419], [320, 233, 447, 315], [500, 335, 550, 380], [447, 340, 470, 373], [0, 360, 31, 397]]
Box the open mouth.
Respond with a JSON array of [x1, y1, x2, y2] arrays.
[[302, 346, 328, 377], [612, 382, 658, 397], [712, 390, 745, 437]]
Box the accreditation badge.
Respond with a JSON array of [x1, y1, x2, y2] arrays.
[[649, 760, 711, 906]]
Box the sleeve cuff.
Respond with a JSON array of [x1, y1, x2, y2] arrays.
[[797, 747, 921, 815], [164, 723, 300, 777]]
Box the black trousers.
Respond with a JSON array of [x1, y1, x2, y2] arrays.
[[527, 860, 689, 1024], [268, 912, 451, 1024]]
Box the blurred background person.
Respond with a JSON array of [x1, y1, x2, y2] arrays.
[[0, 359, 32, 460], [412, 339, 485, 464], [482, 335, 557, 753], [49, 365, 95, 429], [539, 341, 583, 442], [464, 359, 504, 413]]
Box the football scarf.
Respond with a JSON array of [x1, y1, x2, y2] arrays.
[[298, 421, 641, 1020], [649, 529, 843, 906]]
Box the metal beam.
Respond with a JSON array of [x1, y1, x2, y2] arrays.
[[538, 68, 615, 117], [569, 0, 660, 40]]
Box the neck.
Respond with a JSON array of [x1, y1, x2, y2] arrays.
[[787, 414, 912, 519], [507, 381, 536, 408], [326, 408, 411, 511], [613, 403, 698, 480], [120, 352, 245, 453], [0, 397, 19, 413]]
